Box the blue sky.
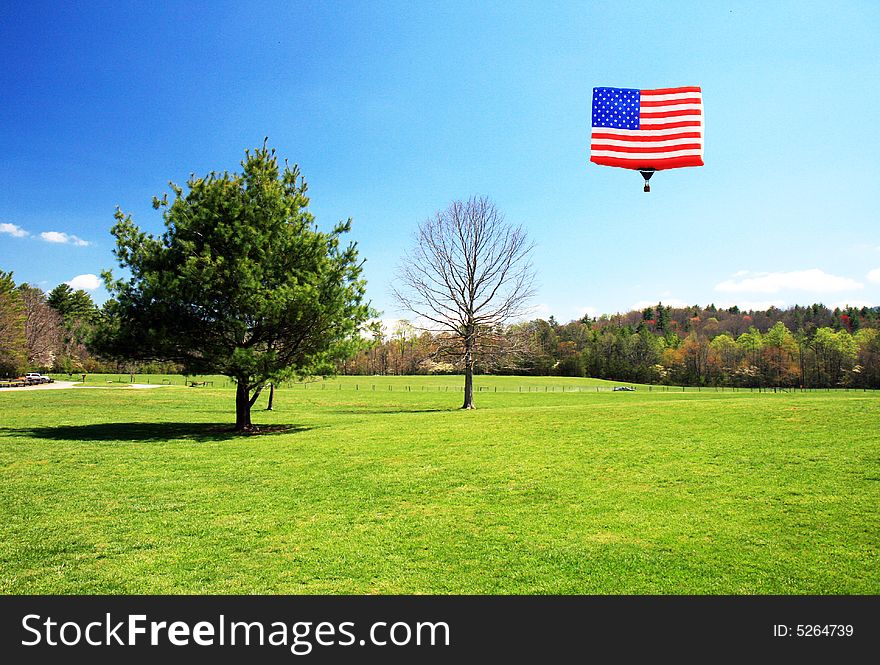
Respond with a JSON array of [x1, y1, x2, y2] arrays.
[[1, 1, 878, 323]]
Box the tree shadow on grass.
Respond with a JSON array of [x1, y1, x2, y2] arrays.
[[331, 407, 455, 415], [0, 422, 315, 443]]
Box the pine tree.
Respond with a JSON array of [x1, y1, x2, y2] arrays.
[[97, 143, 372, 430]]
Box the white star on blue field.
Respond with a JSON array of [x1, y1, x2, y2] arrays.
[[592, 87, 640, 129]]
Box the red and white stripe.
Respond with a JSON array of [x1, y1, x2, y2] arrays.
[[590, 86, 704, 171]]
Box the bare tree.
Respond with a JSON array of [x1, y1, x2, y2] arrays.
[[393, 196, 535, 408], [19, 285, 63, 369]]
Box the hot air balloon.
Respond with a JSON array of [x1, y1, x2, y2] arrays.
[[590, 86, 704, 192]]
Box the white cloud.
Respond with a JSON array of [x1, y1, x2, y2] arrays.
[[716, 300, 786, 312], [40, 231, 90, 246], [831, 299, 875, 310], [867, 268, 880, 284], [66, 274, 101, 291], [631, 298, 690, 311], [362, 317, 440, 338], [378, 318, 411, 335], [577, 306, 598, 319], [527, 303, 553, 320], [715, 269, 862, 294], [0, 222, 29, 237]]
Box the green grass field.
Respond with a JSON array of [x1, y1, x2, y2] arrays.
[[1, 376, 877, 594], [52, 372, 639, 391]]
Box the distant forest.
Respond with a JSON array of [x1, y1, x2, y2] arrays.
[[343, 303, 880, 389], [2, 271, 878, 389]]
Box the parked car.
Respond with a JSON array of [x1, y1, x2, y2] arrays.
[[612, 386, 635, 392], [24, 373, 53, 384]]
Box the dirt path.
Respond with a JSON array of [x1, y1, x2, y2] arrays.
[[0, 380, 79, 392], [0, 381, 174, 392]]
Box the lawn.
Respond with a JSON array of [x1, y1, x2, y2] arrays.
[[1, 376, 877, 594]]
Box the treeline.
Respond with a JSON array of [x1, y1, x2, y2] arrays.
[[0, 270, 179, 376], [342, 303, 880, 388], [3, 270, 878, 389]]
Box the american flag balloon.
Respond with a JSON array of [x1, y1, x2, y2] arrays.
[[590, 86, 704, 191]]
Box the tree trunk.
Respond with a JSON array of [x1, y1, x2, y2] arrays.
[[266, 382, 274, 410], [462, 343, 475, 410], [235, 380, 252, 430]]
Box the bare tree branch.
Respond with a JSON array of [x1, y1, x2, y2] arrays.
[[392, 196, 535, 408]]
